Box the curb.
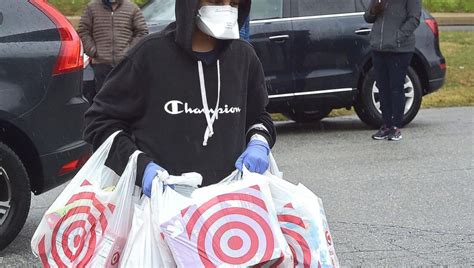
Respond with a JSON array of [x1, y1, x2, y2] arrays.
[[431, 13, 474, 26], [66, 13, 474, 29]]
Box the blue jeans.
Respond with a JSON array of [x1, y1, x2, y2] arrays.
[[372, 51, 413, 128]]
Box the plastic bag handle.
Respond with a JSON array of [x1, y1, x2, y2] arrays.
[[267, 152, 283, 179]]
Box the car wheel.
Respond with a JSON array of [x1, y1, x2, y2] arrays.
[[285, 109, 332, 123], [0, 142, 31, 250], [355, 66, 422, 128]]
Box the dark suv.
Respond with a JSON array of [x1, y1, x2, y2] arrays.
[[139, 0, 445, 126], [0, 0, 90, 249]]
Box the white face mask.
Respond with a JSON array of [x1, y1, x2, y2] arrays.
[[196, 5, 239, 40]]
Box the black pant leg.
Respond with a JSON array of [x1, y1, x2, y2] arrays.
[[387, 53, 413, 128], [92, 64, 114, 93], [372, 51, 392, 127]]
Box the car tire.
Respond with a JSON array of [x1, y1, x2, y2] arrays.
[[285, 109, 332, 123], [0, 142, 31, 250], [355, 66, 422, 128]]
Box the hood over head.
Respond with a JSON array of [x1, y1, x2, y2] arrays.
[[172, 0, 251, 54]]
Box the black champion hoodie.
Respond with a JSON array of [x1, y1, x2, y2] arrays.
[[84, 0, 276, 187]]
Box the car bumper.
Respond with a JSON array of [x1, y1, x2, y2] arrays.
[[428, 77, 445, 93], [35, 140, 92, 195]]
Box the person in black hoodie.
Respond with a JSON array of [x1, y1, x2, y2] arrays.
[[84, 0, 276, 197]]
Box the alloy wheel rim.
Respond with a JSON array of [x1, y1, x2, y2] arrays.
[[0, 167, 12, 226], [372, 75, 415, 115]]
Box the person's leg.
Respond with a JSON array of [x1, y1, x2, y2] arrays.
[[387, 52, 413, 128], [372, 51, 392, 127], [386, 52, 413, 140], [92, 64, 114, 93], [371, 51, 393, 140]]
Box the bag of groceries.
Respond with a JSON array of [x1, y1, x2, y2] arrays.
[[121, 172, 202, 267], [221, 154, 340, 268], [31, 131, 140, 268], [160, 174, 288, 267]]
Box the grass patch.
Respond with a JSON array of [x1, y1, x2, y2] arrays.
[[423, 0, 474, 13], [422, 32, 474, 108]]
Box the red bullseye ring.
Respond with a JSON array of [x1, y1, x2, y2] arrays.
[[181, 187, 277, 267], [196, 206, 275, 267], [278, 213, 312, 268], [38, 188, 111, 268], [212, 221, 258, 264], [51, 206, 98, 267]]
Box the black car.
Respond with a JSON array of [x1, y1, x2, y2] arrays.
[[131, 0, 445, 126], [0, 0, 90, 249]]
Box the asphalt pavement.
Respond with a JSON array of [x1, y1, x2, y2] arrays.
[[0, 107, 473, 267]]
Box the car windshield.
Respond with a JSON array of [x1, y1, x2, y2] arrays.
[[142, 0, 176, 23]]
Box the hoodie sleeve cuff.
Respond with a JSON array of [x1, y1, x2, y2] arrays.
[[246, 124, 272, 148], [135, 154, 154, 188]]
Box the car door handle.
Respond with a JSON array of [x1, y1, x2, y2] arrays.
[[269, 35, 289, 43], [355, 28, 371, 35]]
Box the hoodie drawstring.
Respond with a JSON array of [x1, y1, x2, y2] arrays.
[[198, 60, 221, 146]]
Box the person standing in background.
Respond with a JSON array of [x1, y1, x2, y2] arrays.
[[78, 0, 148, 101], [364, 0, 421, 141]]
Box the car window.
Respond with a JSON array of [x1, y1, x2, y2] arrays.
[[142, 0, 176, 22], [250, 0, 284, 20], [295, 0, 356, 16]]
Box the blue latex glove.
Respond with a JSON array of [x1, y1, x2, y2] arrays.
[[142, 162, 165, 197], [235, 139, 270, 174]]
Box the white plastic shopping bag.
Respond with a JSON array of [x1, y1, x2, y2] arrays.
[[119, 196, 162, 268], [160, 176, 288, 267], [222, 154, 340, 268], [31, 131, 141, 268], [265, 155, 339, 268], [122, 172, 204, 268], [156, 172, 204, 267]]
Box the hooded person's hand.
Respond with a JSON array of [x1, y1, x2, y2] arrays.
[[142, 162, 166, 197], [235, 139, 270, 174]]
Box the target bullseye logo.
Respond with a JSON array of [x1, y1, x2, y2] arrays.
[[278, 203, 312, 268], [163, 185, 282, 267], [37, 180, 115, 267]]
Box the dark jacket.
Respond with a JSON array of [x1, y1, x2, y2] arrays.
[[84, 0, 276, 187], [77, 0, 148, 65], [364, 0, 421, 53]]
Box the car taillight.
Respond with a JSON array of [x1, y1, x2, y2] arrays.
[[58, 153, 91, 176], [29, 0, 83, 75], [425, 18, 439, 38]]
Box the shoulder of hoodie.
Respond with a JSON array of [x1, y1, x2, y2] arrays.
[[229, 39, 262, 66], [124, 30, 174, 62]]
